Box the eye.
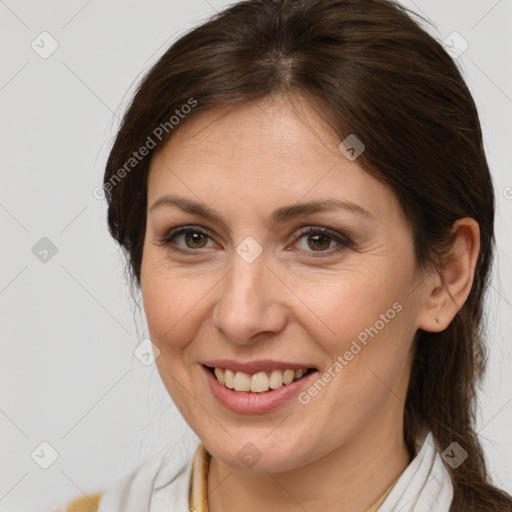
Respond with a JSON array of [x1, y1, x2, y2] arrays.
[[157, 226, 215, 255], [292, 226, 352, 257], [156, 225, 352, 257]]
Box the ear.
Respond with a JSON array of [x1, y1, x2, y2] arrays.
[[417, 217, 480, 333]]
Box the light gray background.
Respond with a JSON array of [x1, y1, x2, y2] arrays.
[[0, 1, 511, 510]]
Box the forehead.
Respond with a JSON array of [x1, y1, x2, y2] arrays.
[[147, 95, 403, 226], [151, 95, 340, 172]]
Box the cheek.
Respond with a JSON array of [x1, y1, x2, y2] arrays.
[[318, 293, 411, 390], [298, 266, 408, 347], [303, 301, 414, 445], [140, 263, 202, 413], [300, 265, 416, 400], [140, 256, 201, 348]]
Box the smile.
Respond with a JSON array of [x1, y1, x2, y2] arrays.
[[209, 366, 315, 393], [202, 363, 319, 414]]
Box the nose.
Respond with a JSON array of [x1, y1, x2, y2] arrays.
[[212, 248, 288, 345]]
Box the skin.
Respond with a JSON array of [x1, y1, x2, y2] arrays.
[[140, 93, 480, 512]]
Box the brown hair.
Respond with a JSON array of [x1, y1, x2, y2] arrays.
[[103, 0, 512, 509]]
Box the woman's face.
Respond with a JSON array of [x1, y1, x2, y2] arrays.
[[141, 95, 430, 472]]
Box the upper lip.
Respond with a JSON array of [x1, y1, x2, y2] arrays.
[[202, 359, 317, 374]]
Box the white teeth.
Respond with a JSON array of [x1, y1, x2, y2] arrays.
[[269, 369, 283, 389], [295, 368, 305, 379], [251, 372, 269, 392], [214, 368, 224, 385], [224, 369, 235, 389], [283, 369, 295, 385], [212, 367, 310, 392], [233, 371, 251, 391]]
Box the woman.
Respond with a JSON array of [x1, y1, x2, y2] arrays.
[[58, 0, 512, 510]]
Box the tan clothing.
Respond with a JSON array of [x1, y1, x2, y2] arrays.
[[65, 443, 395, 512], [189, 443, 395, 512]]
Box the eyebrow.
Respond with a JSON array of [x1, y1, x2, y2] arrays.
[[149, 195, 377, 224]]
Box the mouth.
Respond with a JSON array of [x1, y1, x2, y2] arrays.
[[203, 364, 318, 393]]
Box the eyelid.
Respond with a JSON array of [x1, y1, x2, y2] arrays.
[[157, 224, 353, 256], [157, 225, 217, 254], [292, 225, 352, 245], [290, 226, 353, 256]]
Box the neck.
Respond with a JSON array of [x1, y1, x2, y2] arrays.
[[207, 407, 411, 512]]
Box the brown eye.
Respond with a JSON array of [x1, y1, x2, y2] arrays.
[[293, 226, 352, 257], [159, 226, 214, 253], [305, 232, 332, 251], [182, 231, 209, 249]]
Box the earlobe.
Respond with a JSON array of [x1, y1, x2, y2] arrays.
[[417, 218, 480, 333]]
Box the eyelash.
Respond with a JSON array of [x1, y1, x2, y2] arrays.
[[157, 225, 353, 257]]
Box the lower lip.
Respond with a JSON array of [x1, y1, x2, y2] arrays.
[[202, 365, 318, 414]]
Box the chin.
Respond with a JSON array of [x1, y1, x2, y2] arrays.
[[207, 436, 312, 473]]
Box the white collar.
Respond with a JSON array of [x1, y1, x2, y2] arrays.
[[378, 430, 453, 512], [98, 430, 453, 512]]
